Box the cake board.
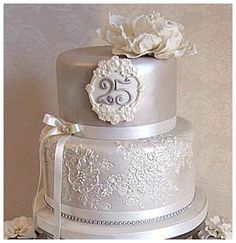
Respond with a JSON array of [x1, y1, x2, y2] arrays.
[[35, 187, 208, 239]]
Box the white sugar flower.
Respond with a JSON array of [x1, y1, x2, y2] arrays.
[[198, 215, 232, 239], [4, 216, 37, 239], [97, 11, 197, 59]]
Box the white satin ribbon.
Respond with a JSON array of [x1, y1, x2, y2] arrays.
[[77, 116, 176, 140], [33, 114, 80, 239], [42, 114, 176, 140], [53, 136, 71, 239]]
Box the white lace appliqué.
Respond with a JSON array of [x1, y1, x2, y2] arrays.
[[64, 146, 115, 211], [43, 130, 193, 211], [116, 133, 193, 208]]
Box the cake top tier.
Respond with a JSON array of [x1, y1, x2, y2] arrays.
[[55, 11, 197, 137], [57, 45, 177, 133]]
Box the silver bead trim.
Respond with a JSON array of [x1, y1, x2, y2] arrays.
[[43, 197, 191, 227]]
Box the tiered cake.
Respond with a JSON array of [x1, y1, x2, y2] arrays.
[[34, 12, 208, 239]]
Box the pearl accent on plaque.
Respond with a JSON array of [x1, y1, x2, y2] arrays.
[[85, 56, 144, 125]]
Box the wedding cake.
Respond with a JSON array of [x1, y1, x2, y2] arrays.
[[33, 12, 208, 239]]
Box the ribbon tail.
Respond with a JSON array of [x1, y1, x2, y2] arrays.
[[53, 135, 71, 239], [33, 137, 46, 222]]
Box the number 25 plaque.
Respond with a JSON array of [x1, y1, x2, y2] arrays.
[[86, 56, 144, 125]]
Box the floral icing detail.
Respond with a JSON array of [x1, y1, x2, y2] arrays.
[[86, 56, 144, 125], [87, 56, 137, 78], [4, 216, 37, 239], [63, 146, 115, 211], [97, 11, 197, 59], [116, 131, 193, 208], [43, 128, 193, 211]]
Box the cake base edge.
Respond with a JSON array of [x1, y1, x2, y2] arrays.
[[34, 187, 207, 239]]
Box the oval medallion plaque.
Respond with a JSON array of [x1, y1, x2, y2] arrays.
[[86, 56, 144, 125]]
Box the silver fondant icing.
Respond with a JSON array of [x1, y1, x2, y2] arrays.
[[56, 46, 176, 127]]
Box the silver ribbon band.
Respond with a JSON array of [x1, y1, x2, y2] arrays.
[[77, 116, 176, 140], [44, 189, 194, 223], [43, 113, 176, 140]]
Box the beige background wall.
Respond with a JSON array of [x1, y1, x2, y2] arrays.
[[4, 4, 232, 220]]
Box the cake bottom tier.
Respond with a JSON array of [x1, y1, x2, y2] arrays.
[[41, 117, 195, 223], [35, 187, 208, 239]]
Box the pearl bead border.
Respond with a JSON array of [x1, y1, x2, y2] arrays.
[[43, 197, 191, 227]]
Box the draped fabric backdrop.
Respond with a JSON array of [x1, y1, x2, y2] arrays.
[[4, 4, 232, 220]]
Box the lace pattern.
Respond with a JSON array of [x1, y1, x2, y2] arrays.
[[116, 132, 193, 208], [64, 146, 115, 210], [43, 130, 193, 211]]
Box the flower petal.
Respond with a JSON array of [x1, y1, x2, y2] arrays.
[[18, 228, 37, 239], [109, 13, 126, 27], [133, 33, 162, 54], [4, 223, 17, 239]]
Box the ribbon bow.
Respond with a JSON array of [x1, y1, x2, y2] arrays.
[[43, 113, 80, 136]]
